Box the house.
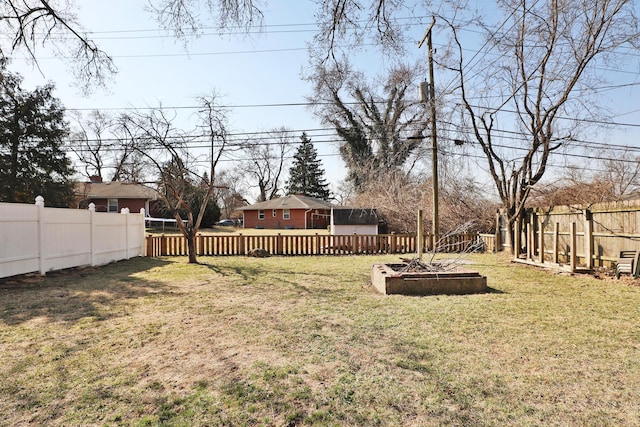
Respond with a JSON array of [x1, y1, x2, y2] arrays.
[[331, 208, 379, 235], [237, 194, 333, 229], [74, 176, 160, 214]]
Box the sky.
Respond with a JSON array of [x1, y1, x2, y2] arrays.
[[8, 0, 640, 203], [12, 0, 356, 199]]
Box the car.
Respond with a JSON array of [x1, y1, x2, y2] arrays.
[[216, 219, 236, 227]]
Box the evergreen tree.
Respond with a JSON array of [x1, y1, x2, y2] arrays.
[[286, 132, 331, 201], [0, 68, 74, 207]]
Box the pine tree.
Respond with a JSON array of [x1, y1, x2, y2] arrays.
[[286, 132, 331, 201], [0, 68, 74, 207]]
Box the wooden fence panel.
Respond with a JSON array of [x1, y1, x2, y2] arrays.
[[502, 199, 640, 269], [144, 232, 493, 257]]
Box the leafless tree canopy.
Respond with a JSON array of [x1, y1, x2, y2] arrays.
[[530, 151, 640, 207], [309, 61, 430, 192], [69, 110, 148, 182], [149, 0, 265, 39], [445, 0, 639, 246], [355, 170, 497, 234], [214, 169, 247, 218], [0, 0, 117, 91], [237, 127, 292, 203], [115, 96, 229, 263]]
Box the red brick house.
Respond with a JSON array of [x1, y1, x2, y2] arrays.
[[74, 178, 160, 215], [238, 195, 333, 229]]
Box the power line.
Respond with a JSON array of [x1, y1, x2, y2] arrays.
[[65, 98, 640, 133]]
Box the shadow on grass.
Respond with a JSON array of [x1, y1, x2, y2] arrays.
[[0, 257, 173, 326], [387, 285, 508, 297], [198, 258, 361, 299]]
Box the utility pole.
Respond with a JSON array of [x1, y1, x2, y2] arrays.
[[418, 16, 439, 245]]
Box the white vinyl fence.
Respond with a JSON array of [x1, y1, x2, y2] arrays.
[[0, 196, 146, 279]]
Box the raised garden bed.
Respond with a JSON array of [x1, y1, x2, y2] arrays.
[[370, 261, 487, 295]]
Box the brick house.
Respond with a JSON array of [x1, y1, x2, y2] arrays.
[[74, 177, 160, 215], [238, 195, 333, 229]]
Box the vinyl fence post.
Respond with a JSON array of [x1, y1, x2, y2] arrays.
[[140, 208, 146, 257], [89, 203, 97, 266], [121, 207, 130, 259], [35, 196, 46, 275]]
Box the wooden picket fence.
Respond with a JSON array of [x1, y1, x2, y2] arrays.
[[145, 232, 494, 257]]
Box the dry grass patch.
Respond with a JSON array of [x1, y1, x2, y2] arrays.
[[1, 254, 639, 426]]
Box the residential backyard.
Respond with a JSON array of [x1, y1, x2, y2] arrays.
[[1, 254, 639, 426]]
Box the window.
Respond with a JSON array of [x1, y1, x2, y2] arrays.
[[283, 209, 290, 220], [272, 209, 277, 217], [258, 210, 265, 220], [108, 198, 118, 213]]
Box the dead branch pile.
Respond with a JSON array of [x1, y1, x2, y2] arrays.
[[400, 222, 485, 272]]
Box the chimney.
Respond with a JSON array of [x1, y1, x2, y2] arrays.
[[89, 175, 103, 183]]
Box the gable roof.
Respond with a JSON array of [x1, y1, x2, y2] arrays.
[[75, 182, 159, 200], [238, 194, 333, 211]]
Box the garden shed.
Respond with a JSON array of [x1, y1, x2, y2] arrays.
[[331, 208, 379, 235]]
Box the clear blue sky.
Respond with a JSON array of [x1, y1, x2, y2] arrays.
[[12, 0, 353, 195], [9, 0, 640, 200]]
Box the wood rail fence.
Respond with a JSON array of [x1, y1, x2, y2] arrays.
[[146, 232, 496, 257]]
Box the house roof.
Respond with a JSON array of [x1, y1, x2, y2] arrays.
[[75, 182, 159, 200], [331, 208, 379, 225], [237, 194, 333, 211]]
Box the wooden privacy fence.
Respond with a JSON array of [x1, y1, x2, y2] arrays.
[[511, 199, 640, 271], [146, 232, 493, 257]]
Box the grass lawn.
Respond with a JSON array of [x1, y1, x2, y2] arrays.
[[1, 254, 639, 426]]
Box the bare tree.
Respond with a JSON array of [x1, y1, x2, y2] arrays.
[[70, 110, 148, 182], [309, 61, 430, 192], [445, 0, 639, 250], [238, 127, 292, 202], [69, 110, 111, 180], [151, 0, 412, 61], [214, 169, 248, 219], [0, 0, 116, 90], [530, 150, 640, 207], [2, 0, 424, 90], [149, 0, 264, 38], [356, 169, 496, 234], [599, 154, 640, 198], [124, 96, 228, 263], [108, 113, 149, 182]]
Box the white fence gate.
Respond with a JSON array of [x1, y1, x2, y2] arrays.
[[0, 197, 145, 279]]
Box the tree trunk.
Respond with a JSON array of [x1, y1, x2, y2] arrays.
[[186, 233, 198, 264]]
